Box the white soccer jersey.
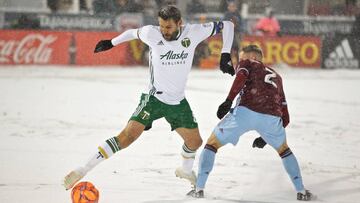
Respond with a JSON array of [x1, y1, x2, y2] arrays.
[[112, 21, 234, 105]]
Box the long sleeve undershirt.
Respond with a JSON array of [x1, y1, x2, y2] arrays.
[[111, 29, 138, 46], [220, 21, 234, 54]]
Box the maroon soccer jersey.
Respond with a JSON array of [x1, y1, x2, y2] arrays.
[[226, 59, 289, 126]]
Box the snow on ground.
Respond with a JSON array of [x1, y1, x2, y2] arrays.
[[0, 66, 359, 203]]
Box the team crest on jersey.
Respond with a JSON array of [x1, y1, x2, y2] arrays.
[[181, 38, 191, 48]]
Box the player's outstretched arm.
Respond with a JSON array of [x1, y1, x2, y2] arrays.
[[219, 21, 235, 75], [194, 21, 234, 75], [217, 69, 247, 119], [94, 28, 139, 53]]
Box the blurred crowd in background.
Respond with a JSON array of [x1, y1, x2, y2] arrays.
[[43, 0, 359, 16], [0, 0, 359, 68], [1, 0, 359, 34]]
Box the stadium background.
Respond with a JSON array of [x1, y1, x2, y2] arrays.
[[0, 0, 359, 69]]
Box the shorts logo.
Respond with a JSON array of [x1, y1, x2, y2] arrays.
[[141, 111, 150, 120], [219, 128, 224, 133], [181, 37, 191, 48]]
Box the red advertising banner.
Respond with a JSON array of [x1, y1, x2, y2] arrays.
[[242, 36, 322, 68], [74, 31, 144, 65], [199, 35, 322, 69], [0, 30, 72, 65]]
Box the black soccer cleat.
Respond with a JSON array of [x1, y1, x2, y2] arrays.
[[187, 189, 204, 198], [297, 190, 314, 201]]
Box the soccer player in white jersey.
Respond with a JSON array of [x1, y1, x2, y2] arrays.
[[63, 5, 235, 190]]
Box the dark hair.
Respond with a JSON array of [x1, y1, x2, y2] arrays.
[[158, 5, 181, 22], [242, 44, 263, 58]]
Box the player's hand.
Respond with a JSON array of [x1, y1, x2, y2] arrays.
[[282, 106, 289, 128], [94, 40, 114, 53], [217, 99, 232, 119], [252, 137, 267, 148], [220, 53, 235, 76], [282, 117, 289, 128]]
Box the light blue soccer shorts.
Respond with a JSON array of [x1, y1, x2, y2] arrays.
[[213, 106, 286, 150]]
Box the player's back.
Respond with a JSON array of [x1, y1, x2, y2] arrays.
[[238, 60, 285, 118]]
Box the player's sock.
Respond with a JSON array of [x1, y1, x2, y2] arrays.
[[181, 144, 196, 174], [196, 144, 217, 190], [280, 148, 305, 192], [175, 144, 197, 185], [63, 137, 121, 190], [83, 137, 121, 173]]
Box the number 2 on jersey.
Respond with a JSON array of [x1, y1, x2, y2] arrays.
[[264, 67, 278, 88]]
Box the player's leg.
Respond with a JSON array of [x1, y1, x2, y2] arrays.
[[276, 142, 304, 191], [190, 106, 253, 198], [277, 141, 314, 200], [63, 93, 157, 190], [256, 114, 314, 200], [165, 98, 202, 185], [188, 133, 222, 198], [63, 120, 145, 190], [175, 127, 202, 185]]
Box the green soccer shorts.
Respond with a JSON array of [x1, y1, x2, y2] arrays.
[[130, 93, 198, 131]]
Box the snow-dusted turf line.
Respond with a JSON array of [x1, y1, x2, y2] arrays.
[[0, 66, 359, 203]]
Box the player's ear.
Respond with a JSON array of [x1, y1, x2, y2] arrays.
[[177, 19, 183, 27]]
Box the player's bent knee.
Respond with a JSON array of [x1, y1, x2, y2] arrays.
[[276, 142, 289, 154], [206, 133, 222, 150], [279, 147, 293, 159], [277, 142, 293, 159], [184, 138, 202, 151], [183, 132, 202, 150], [194, 136, 203, 149]]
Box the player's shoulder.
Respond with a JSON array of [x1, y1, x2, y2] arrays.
[[265, 65, 283, 79], [138, 25, 161, 40], [187, 22, 214, 31], [139, 25, 159, 33]]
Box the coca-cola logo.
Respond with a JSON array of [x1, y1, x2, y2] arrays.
[[0, 34, 57, 64]]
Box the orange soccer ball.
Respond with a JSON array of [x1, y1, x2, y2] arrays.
[[71, 182, 99, 203]]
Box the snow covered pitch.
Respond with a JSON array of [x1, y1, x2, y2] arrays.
[[0, 66, 359, 203]]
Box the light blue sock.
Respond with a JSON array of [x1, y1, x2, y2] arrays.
[[281, 151, 305, 192], [196, 147, 216, 190]]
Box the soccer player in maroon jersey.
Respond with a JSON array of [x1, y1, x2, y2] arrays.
[[188, 45, 314, 201]]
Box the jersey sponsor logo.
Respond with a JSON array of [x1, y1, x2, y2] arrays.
[[160, 50, 189, 60], [181, 38, 191, 48], [324, 39, 359, 69]]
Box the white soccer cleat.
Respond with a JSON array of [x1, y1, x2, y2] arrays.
[[63, 167, 86, 190], [175, 167, 197, 185]]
